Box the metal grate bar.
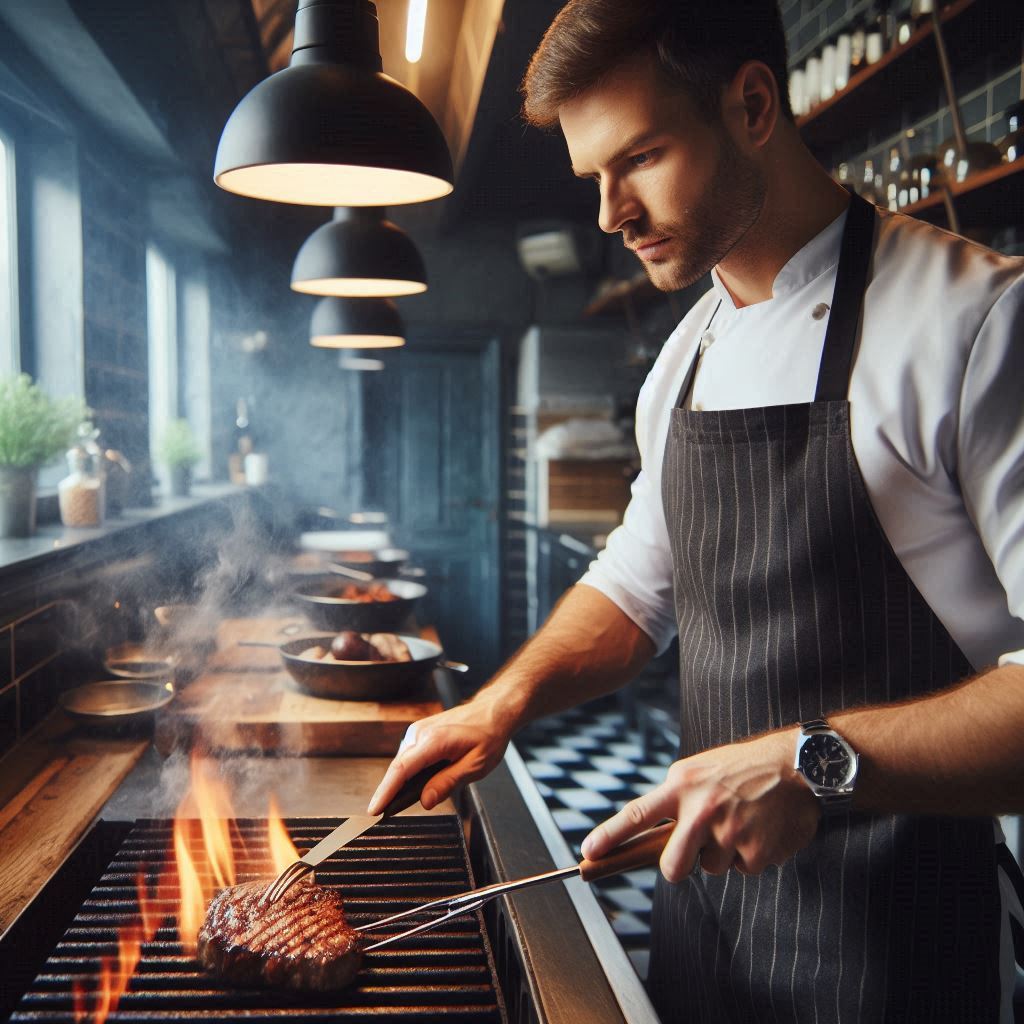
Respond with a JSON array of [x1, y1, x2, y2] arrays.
[[11, 817, 505, 1023]]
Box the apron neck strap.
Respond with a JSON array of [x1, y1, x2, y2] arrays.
[[813, 193, 877, 403]]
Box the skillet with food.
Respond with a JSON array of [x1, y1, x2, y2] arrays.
[[293, 576, 426, 632], [241, 632, 464, 700]]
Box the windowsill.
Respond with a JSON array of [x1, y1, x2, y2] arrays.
[[0, 483, 249, 579]]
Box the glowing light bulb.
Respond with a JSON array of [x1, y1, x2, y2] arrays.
[[406, 0, 428, 64]]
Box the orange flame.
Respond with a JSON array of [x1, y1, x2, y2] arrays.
[[76, 760, 304, 1022], [173, 812, 206, 956], [267, 794, 300, 873], [190, 755, 236, 889]]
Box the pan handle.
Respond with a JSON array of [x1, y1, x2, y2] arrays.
[[328, 563, 375, 582], [238, 640, 284, 649], [441, 660, 469, 673]]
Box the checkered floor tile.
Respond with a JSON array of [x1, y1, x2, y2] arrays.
[[514, 695, 677, 982]]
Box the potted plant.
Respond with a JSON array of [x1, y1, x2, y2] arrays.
[[0, 374, 89, 538], [157, 418, 202, 497]]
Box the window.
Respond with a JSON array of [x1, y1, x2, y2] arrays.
[[180, 267, 212, 479], [147, 243, 177, 489], [0, 124, 18, 374]]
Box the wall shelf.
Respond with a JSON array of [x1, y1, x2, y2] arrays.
[[797, 0, 1023, 155], [899, 160, 1024, 225]]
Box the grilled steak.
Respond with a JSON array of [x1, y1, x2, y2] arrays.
[[197, 879, 363, 991]]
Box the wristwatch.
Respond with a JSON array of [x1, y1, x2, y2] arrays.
[[793, 718, 859, 814]]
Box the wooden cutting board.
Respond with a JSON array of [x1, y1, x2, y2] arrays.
[[156, 669, 441, 756]]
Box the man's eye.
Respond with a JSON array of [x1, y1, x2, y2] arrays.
[[630, 150, 655, 167]]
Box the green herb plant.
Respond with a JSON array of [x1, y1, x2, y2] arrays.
[[157, 418, 202, 468], [0, 374, 90, 468]]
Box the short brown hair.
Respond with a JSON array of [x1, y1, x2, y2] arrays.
[[521, 0, 793, 128]]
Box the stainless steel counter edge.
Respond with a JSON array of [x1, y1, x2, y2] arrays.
[[462, 744, 660, 1024], [504, 743, 660, 1023]]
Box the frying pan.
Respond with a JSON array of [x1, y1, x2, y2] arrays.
[[293, 577, 427, 632], [240, 633, 466, 700], [61, 679, 175, 730]]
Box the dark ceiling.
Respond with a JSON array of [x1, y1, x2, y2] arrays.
[[67, 0, 597, 235]]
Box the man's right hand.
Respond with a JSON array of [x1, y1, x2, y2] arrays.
[[366, 695, 516, 814]]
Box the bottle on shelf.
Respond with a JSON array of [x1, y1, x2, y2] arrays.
[[849, 17, 868, 77], [865, 16, 884, 66], [997, 100, 1024, 163], [834, 26, 852, 92], [790, 67, 807, 117], [820, 36, 837, 103], [859, 159, 882, 204], [228, 397, 253, 485], [59, 446, 104, 528], [875, 0, 897, 52], [804, 53, 822, 112]]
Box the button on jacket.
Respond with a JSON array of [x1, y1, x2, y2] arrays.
[[580, 208, 1024, 673]]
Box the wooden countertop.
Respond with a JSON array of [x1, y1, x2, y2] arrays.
[[0, 714, 148, 935]]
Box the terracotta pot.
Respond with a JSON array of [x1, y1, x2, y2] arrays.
[[0, 465, 39, 538]]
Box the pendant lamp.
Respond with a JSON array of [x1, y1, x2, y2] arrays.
[[214, 0, 453, 206], [310, 296, 405, 348], [292, 207, 427, 296]]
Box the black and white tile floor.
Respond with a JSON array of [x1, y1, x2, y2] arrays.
[[514, 694, 677, 983]]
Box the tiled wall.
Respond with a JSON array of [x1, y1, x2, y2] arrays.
[[79, 146, 150, 486], [0, 493, 268, 760], [780, 0, 1023, 173]]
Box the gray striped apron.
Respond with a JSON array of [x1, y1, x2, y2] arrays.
[[649, 194, 1005, 1022]]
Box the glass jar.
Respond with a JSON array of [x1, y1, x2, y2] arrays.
[[59, 446, 104, 527], [997, 100, 1024, 164]]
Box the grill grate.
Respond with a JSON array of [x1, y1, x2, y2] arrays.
[[10, 816, 506, 1022]]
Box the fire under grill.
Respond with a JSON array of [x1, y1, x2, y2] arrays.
[[8, 816, 507, 1022]]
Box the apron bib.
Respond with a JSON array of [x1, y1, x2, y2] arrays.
[[649, 195, 1003, 1022]]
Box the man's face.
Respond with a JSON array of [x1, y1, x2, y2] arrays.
[[560, 55, 765, 291]]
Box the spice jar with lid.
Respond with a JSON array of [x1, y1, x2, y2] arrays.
[[59, 446, 104, 527]]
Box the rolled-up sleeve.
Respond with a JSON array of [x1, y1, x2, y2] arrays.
[[578, 463, 678, 653], [957, 274, 1024, 669]]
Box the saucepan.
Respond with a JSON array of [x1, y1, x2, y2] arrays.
[[239, 633, 466, 701], [292, 576, 427, 632]]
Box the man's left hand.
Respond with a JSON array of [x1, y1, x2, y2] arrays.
[[580, 729, 821, 882]]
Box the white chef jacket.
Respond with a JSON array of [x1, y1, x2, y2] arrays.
[[579, 206, 1024, 672]]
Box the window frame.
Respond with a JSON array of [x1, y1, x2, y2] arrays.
[[0, 119, 19, 376]]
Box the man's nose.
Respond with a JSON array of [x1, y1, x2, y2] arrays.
[[598, 178, 640, 235]]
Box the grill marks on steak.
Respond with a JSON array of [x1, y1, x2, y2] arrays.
[[197, 879, 363, 991]]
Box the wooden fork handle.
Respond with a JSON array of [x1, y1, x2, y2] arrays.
[[578, 822, 674, 882]]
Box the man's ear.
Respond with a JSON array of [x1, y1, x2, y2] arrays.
[[725, 61, 779, 151]]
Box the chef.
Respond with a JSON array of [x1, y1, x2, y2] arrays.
[[369, 0, 1024, 1018]]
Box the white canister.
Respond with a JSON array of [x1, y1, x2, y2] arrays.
[[834, 32, 851, 91], [789, 68, 806, 116], [804, 56, 822, 111], [820, 42, 837, 101], [243, 452, 269, 486]]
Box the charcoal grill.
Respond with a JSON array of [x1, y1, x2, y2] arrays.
[[3, 816, 506, 1022]]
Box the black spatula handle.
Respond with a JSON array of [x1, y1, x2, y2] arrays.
[[378, 760, 451, 819]]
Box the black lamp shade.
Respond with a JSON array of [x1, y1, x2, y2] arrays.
[[292, 207, 428, 296], [214, 1, 454, 206], [310, 296, 405, 348]]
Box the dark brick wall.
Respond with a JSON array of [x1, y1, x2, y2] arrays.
[[79, 144, 150, 481]]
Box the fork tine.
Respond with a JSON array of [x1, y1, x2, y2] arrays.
[[362, 898, 487, 952], [262, 861, 312, 904]]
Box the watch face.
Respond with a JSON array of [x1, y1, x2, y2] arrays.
[[799, 734, 854, 788]]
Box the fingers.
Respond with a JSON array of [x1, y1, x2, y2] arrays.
[[580, 786, 676, 860], [367, 718, 502, 815], [367, 721, 444, 814]]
